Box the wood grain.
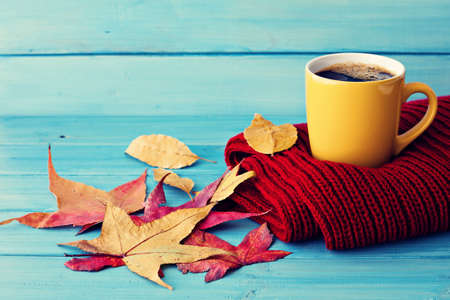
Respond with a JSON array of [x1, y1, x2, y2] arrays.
[[1, 255, 448, 299], [0, 1, 449, 54], [0, 144, 225, 175], [0, 115, 296, 145], [1, 55, 449, 116]]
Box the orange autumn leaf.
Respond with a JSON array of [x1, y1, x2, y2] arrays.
[[62, 203, 231, 290], [125, 134, 215, 169], [153, 168, 194, 196], [210, 164, 255, 202], [0, 146, 147, 229], [243, 113, 297, 154]]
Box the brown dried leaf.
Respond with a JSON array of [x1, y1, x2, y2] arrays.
[[125, 134, 215, 169], [243, 113, 297, 154], [153, 168, 194, 195], [62, 203, 230, 290], [210, 164, 255, 202]]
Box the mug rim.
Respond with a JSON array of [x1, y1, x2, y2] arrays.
[[305, 53, 405, 84]]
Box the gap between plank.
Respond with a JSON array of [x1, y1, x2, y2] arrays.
[[1, 51, 450, 58]]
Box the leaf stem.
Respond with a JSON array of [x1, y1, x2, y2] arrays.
[[197, 156, 217, 163]]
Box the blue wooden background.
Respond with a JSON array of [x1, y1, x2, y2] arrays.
[[0, 1, 449, 299]]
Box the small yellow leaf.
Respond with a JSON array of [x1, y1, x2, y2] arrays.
[[125, 134, 215, 169], [243, 113, 297, 154], [211, 165, 255, 202], [153, 168, 194, 196]]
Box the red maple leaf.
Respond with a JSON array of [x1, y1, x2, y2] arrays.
[[64, 255, 165, 278], [178, 223, 291, 282], [64, 255, 125, 271]]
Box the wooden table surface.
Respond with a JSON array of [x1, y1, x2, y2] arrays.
[[0, 1, 449, 299]]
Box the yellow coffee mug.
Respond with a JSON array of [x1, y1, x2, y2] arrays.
[[305, 53, 438, 167]]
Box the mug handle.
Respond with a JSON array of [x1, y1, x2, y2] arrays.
[[393, 82, 438, 155]]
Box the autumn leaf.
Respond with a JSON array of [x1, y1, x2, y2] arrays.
[[210, 164, 255, 202], [64, 255, 125, 272], [153, 168, 194, 197], [0, 146, 147, 229], [66, 170, 257, 280], [64, 255, 166, 279], [62, 203, 231, 290], [68, 174, 259, 275], [125, 134, 215, 169], [244, 113, 297, 154], [70, 216, 263, 274], [138, 170, 257, 229], [178, 223, 291, 282], [130, 174, 262, 280], [139, 172, 223, 224], [197, 211, 266, 230]]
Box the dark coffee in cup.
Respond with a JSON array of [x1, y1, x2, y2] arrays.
[[315, 63, 394, 82]]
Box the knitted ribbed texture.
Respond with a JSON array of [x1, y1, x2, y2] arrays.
[[225, 97, 450, 250]]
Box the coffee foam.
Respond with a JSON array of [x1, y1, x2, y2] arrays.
[[319, 62, 394, 81]]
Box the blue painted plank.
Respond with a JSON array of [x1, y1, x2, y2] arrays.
[[1, 212, 449, 258], [0, 174, 216, 211], [0, 144, 226, 176], [0, 255, 449, 299], [0, 115, 295, 145], [0, 1, 449, 54], [0, 55, 449, 116]]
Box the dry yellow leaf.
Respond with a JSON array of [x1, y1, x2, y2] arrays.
[[211, 164, 255, 202], [125, 134, 215, 169], [62, 202, 230, 290], [243, 113, 297, 154], [153, 168, 194, 196]]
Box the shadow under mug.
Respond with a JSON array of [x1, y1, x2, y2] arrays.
[[305, 53, 438, 168]]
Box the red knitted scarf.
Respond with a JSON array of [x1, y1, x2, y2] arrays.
[[225, 96, 449, 250]]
